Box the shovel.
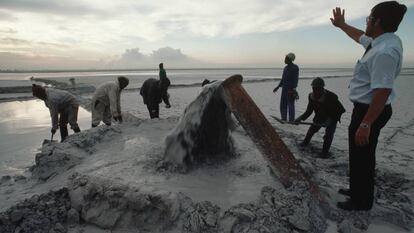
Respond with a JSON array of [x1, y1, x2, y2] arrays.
[[42, 132, 57, 145]]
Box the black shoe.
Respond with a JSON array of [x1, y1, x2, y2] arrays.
[[337, 200, 371, 211], [338, 188, 351, 196]]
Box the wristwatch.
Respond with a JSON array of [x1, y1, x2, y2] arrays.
[[359, 122, 370, 128]]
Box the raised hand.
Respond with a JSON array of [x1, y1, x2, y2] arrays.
[[330, 7, 345, 28]]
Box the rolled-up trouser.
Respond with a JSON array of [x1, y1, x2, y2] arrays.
[[92, 100, 112, 126]]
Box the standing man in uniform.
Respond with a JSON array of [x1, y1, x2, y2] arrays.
[[273, 53, 299, 122], [330, 1, 406, 210]]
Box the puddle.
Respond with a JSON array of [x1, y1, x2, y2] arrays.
[[0, 100, 90, 177]]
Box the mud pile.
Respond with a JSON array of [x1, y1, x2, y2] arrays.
[[164, 81, 237, 171]]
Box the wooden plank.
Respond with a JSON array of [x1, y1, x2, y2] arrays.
[[221, 74, 323, 202]]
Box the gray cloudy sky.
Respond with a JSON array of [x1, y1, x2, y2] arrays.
[[0, 0, 413, 69]]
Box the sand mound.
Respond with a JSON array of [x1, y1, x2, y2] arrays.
[[1, 172, 328, 233], [31, 126, 122, 181]]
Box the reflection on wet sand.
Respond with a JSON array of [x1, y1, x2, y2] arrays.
[[0, 100, 90, 177]]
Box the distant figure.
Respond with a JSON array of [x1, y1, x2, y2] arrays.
[[201, 79, 217, 87], [294, 78, 345, 158], [201, 79, 211, 87], [32, 84, 81, 142], [273, 52, 299, 122], [331, 1, 406, 211], [159, 63, 168, 83], [140, 78, 171, 119], [91, 76, 129, 127], [69, 78, 76, 86]]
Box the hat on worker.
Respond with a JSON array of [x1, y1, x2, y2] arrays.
[[311, 77, 325, 88], [118, 76, 129, 89], [286, 52, 296, 61], [32, 84, 47, 100]]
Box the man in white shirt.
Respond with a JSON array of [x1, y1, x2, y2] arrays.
[[330, 1, 406, 210]]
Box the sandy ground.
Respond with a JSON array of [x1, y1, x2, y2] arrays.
[[0, 76, 413, 232]]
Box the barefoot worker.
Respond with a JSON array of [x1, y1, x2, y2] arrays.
[[32, 84, 81, 142], [331, 1, 406, 210], [140, 77, 171, 119], [294, 77, 345, 158], [91, 76, 129, 127], [273, 53, 299, 122]]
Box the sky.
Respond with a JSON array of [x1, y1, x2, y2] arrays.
[[0, 0, 413, 70]]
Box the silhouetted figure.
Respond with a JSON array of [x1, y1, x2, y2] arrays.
[[140, 78, 171, 118], [273, 52, 299, 122]]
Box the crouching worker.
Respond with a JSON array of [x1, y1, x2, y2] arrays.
[[140, 77, 171, 119], [91, 76, 129, 127], [32, 84, 81, 142], [294, 77, 345, 158]]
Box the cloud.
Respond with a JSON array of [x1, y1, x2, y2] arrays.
[[0, 10, 17, 21], [0, 52, 101, 70], [0, 0, 107, 17], [0, 47, 205, 70], [0, 28, 17, 34], [2, 0, 413, 42], [0, 0, 413, 69], [109, 47, 206, 69], [0, 37, 30, 45]]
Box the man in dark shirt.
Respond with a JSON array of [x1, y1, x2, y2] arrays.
[[140, 77, 171, 119], [273, 53, 299, 122], [294, 78, 345, 158]]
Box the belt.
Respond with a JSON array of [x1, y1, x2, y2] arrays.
[[353, 102, 391, 108]]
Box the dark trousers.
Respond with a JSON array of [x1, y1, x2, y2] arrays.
[[348, 103, 392, 209], [303, 120, 337, 154], [59, 112, 69, 142], [59, 110, 81, 142], [147, 104, 159, 119], [280, 88, 295, 121]]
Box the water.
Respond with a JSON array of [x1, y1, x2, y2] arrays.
[[0, 68, 358, 89], [0, 100, 91, 177]]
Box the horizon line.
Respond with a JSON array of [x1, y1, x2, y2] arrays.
[[1, 67, 413, 73]]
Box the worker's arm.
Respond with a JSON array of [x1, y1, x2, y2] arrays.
[[295, 95, 313, 122], [330, 7, 364, 43], [355, 89, 391, 145], [48, 103, 59, 131]]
